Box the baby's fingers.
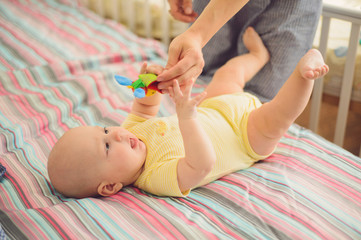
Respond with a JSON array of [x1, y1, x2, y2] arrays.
[[168, 80, 180, 102], [172, 80, 183, 98], [140, 62, 148, 74]]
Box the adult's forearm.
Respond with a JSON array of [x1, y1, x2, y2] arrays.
[[187, 0, 249, 47]]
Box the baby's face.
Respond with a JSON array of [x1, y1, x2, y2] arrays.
[[51, 126, 147, 197], [83, 126, 147, 185]]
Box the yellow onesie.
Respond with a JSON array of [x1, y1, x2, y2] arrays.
[[121, 92, 271, 197]]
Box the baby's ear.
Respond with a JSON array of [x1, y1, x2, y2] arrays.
[[97, 182, 123, 197]]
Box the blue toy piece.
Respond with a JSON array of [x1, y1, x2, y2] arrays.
[[115, 75, 133, 86], [134, 88, 146, 98]]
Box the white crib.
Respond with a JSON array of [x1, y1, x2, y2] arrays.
[[311, 2, 361, 156], [83, 0, 361, 156]]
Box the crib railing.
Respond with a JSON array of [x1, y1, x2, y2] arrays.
[[81, 0, 185, 46], [310, 2, 361, 156], [84, 0, 361, 156]]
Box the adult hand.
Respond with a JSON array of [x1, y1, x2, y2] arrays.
[[168, 0, 198, 23], [157, 31, 204, 92]]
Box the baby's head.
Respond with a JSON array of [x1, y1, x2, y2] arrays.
[[48, 126, 147, 198]]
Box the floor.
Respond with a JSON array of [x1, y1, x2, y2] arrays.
[[295, 94, 361, 156]]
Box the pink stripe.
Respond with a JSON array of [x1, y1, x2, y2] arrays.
[[72, 204, 114, 239], [206, 183, 314, 239], [110, 192, 186, 239], [24, 69, 58, 147], [0, 127, 52, 209], [268, 153, 361, 205], [275, 143, 361, 202], [155, 198, 219, 239], [0, 56, 14, 70], [178, 197, 241, 239], [44, 0, 149, 60], [0, 22, 59, 64], [11, 0, 98, 54], [0, 24, 44, 66], [39, 1, 117, 54], [36, 208, 71, 239], [285, 132, 361, 170], [211, 179, 332, 239], [0, 172, 21, 211], [3, 167, 31, 209], [1, 207, 48, 239], [7, 71, 70, 140]]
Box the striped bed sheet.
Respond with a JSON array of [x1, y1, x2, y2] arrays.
[[0, 0, 361, 239]]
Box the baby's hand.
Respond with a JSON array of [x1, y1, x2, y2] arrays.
[[168, 79, 206, 120]]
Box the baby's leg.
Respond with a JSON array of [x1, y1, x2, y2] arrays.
[[247, 49, 329, 155], [203, 27, 270, 100]]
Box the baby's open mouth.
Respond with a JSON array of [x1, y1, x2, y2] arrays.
[[130, 138, 137, 149]]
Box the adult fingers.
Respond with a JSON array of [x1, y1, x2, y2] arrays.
[[168, 0, 197, 22], [182, 0, 193, 15], [159, 53, 202, 82], [182, 78, 194, 98], [157, 63, 202, 90], [169, 10, 197, 22], [146, 65, 163, 75]]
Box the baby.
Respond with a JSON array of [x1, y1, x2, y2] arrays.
[[48, 27, 328, 198]]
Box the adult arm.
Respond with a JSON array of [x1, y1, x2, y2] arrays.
[[157, 0, 250, 90]]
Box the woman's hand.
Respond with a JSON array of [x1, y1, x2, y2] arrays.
[[157, 32, 204, 92], [168, 0, 198, 22]]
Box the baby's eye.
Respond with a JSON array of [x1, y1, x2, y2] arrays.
[[104, 127, 109, 134], [105, 142, 110, 150]]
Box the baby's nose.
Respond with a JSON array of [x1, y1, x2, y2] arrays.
[[111, 129, 122, 142]]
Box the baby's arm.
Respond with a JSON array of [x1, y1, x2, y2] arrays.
[[168, 80, 216, 193], [130, 63, 163, 119]]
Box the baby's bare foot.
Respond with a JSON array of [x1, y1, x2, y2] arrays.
[[298, 49, 329, 80], [243, 27, 270, 63]]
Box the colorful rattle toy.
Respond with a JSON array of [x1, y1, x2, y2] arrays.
[[115, 73, 161, 98]]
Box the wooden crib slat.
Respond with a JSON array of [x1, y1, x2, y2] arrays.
[[334, 22, 360, 147], [161, 0, 170, 46], [122, 1, 135, 32], [112, 0, 120, 22], [95, 0, 104, 17], [310, 16, 331, 133], [143, 0, 152, 39], [319, 2, 361, 156]]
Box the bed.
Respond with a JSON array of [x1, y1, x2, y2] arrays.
[[1, 0, 361, 239]]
